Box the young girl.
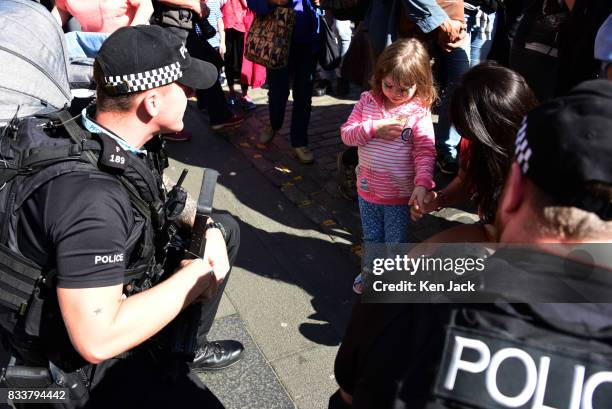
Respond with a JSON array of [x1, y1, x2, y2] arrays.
[[340, 38, 437, 294]]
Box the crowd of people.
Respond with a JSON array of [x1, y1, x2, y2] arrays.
[[0, 0, 610, 408]]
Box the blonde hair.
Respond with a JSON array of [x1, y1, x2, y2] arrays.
[[370, 38, 437, 108]]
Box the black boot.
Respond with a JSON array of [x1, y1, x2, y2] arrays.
[[189, 340, 244, 371]]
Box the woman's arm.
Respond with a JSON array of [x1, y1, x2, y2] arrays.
[[218, 14, 226, 57], [411, 169, 472, 221], [129, 0, 154, 25]]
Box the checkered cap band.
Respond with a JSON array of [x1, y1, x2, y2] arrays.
[[515, 116, 532, 174], [104, 62, 183, 93]]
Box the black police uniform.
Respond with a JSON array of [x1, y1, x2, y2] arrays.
[[2, 127, 239, 409], [332, 248, 612, 409]]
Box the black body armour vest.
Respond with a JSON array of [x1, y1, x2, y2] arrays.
[[394, 252, 612, 409], [0, 110, 169, 346]]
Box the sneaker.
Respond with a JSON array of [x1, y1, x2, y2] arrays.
[[163, 130, 192, 142], [436, 155, 458, 175], [293, 146, 314, 164], [352, 273, 364, 294], [210, 113, 244, 131], [258, 124, 276, 144], [239, 95, 257, 111]]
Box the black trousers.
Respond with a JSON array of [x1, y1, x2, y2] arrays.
[[224, 28, 246, 89], [196, 213, 240, 344], [332, 303, 454, 409], [85, 351, 225, 409]]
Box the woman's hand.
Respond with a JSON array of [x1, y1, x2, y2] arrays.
[[373, 118, 403, 140], [437, 19, 467, 52], [410, 190, 439, 221]]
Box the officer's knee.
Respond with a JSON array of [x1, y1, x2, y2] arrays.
[[210, 213, 240, 258]]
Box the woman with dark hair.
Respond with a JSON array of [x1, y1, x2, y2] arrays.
[[411, 61, 538, 239]]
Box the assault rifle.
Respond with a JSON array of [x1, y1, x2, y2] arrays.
[[166, 168, 220, 362]]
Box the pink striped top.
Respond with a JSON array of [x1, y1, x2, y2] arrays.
[[340, 91, 436, 205]]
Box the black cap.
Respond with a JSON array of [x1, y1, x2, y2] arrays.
[[515, 79, 612, 220], [96, 25, 217, 95]]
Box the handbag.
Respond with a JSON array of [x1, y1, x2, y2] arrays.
[[319, 16, 341, 70], [244, 7, 296, 69]]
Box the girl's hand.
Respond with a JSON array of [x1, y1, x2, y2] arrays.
[[373, 118, 403, 140], [410, 190, 438, 221], [408, 186, 428, 216]]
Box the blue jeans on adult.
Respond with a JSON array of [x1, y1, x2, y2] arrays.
[[267, 42, 318, 148], [465, 9, 497, 66], [435, 10, 497, 161], [434, 45, 470, 161], [326, 15, 352, 79]]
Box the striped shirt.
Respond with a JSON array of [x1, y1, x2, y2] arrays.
[[206, 0, 223, 48], [340, 91, 436, 205]]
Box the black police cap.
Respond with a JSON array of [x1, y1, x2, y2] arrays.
[[96, 25, 217, 95], [515, 79, 612, 220]]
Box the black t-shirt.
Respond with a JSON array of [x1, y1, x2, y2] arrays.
[[2, 167, 145, 368], [17, 170, 136, 289]]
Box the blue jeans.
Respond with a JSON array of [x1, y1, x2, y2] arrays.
[[434, 10, 498, 160], [326, 16, 352, 78], [434, 45, 470, 160], [435, 10, 497, 159], [358, 197, 410, 243], [466, 10, 498, 66], [267, 42, 318, 148], [65, 31, 108, 61]]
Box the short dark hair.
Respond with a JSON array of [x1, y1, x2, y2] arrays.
[[450, 62, 539, 223], [527, 179, 612, 240], [93, 60, 143, 113]]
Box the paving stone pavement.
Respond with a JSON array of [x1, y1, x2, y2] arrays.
[[219, 86, 479, 257]]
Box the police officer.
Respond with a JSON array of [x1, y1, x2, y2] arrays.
[[330, 79, 612, 408], [4, 25, 241, 407]]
